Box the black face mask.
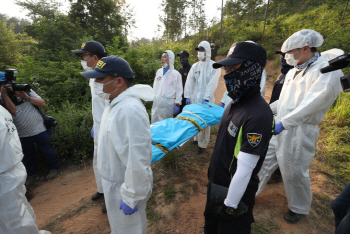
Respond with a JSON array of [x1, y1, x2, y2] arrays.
[[180, 57, 188, 65], [280, 57, 294, 74], [224, 60, 263, 102]]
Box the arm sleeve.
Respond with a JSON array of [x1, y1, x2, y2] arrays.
[[152, 72, 158, 91], [270, 100, 278, 115], [184, 66, 195, 99], [221, 91, 228, 104], [260, 70, 266, 98], [224, 152, 260, 208], [175, 72, 183, 104], [0, 107, 23, 173], [117, 106, 153, 208], [204, 68, 221, 101], [281, 72, 341, 129], [28, 89, 42, 99]]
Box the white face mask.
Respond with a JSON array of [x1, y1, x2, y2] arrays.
[[198, 52, 206, 61], [81, 56, 95, 71], [285, 50, 304, 66], [162, 63, 169, 69], [93, 79, 118, 100]]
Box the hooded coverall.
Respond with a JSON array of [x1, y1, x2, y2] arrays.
[[184, 41, 221, 148]]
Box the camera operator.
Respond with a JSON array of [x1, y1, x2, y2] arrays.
[[0, 70, 60, 187]]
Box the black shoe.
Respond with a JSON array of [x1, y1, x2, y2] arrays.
[[190, 140, 198, 145], [25, 187, 35, 202], [197, 147, 204, 154], [91, 192, 104, 201], [283, 209, 301, 223], [102, 204, 107, 213], [46, 169, 59, 180], [267, 174, 282, 184], [25, 176, 36, 187]]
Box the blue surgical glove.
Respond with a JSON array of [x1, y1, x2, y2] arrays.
[[202, 99, 209, 103], [119, 199, 138, 215], [174, 105, 180, 115], [90, 127, 94, 138], [186, 98, 190, 105], [220, 103, 225, 108], [274, 121, 284, 135]]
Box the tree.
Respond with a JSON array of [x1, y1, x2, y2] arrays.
[[186, 0, 207, 39], [68, 0, 127, 47], [341, 0, 350, 21], [0, 20, 36, 67], [261, 0, 270, 41], [15, 0, 85, 56], [224, 0, 245, 19], [160, 0, 188, 42], [15, 0, 62, 22], [120, 3, 136, 38], [0, 14, 30, 34]]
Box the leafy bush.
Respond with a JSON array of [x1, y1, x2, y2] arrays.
[[46, 101, 93, 163], [218, 45, 231, 56]]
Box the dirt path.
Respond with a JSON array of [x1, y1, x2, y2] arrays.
[[30, 56, 336, 234]]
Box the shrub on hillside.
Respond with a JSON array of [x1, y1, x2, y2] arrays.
[[47, 101, 93, 163]]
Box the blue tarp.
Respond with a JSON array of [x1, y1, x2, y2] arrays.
[[151, 102, 225, 163]]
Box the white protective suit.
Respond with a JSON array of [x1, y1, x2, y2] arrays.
[[0, 106, 50, 234], [256, 55, 343, 214], [220, 70, 267, 108], [184, 41, 221, 148], [151, 50, 183, 123], [97, 85, 155, 234], [89, 79, 109, 193]]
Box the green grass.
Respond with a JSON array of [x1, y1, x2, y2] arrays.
[[164, 183, 177, 203], [146, 194, 164, 227], [317, 92, 350, 183], [251, 219, 281, 234]]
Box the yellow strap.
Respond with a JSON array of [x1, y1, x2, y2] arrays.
[[152, 142, 170, 155], [175, 116, 202, 132], [182, 111, 208, 128]]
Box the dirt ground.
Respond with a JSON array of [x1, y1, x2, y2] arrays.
[[29, 56, 339, 234]]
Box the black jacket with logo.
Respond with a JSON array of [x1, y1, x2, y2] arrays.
[[208, 88, 274, 209]]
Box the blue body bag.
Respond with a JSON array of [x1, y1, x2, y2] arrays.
[[151, 102, 225, 163]]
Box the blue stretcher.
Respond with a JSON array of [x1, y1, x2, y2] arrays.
[[151, 102, 225, 163]]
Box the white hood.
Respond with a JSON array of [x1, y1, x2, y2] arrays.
[[198, 41, 211, 61], [111, 84, 155, 106], [165, 50, 175, 70], [321, 48, 344, 61]]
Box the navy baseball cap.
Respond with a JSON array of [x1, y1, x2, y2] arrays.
[[71, 40, 107, 57], [177, 50, 190, 57], [195, 46, 205, 51], [0, 72, 5, 82], [80, 56, 135, 79], [213, 42, 267, 68]]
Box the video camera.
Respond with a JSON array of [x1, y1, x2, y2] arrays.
[[321, 53, 350, 92], [4, 68, 31, 93], [2, 69, 31, 105]]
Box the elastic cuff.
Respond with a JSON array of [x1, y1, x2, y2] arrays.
[[224, 198, 238, 209]]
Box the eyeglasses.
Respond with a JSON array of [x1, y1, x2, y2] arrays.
[[80, 53, 93, 60]]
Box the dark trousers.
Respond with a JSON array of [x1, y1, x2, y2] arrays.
[[332, 183, 350, 234], [20, 131, 60, 176]]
